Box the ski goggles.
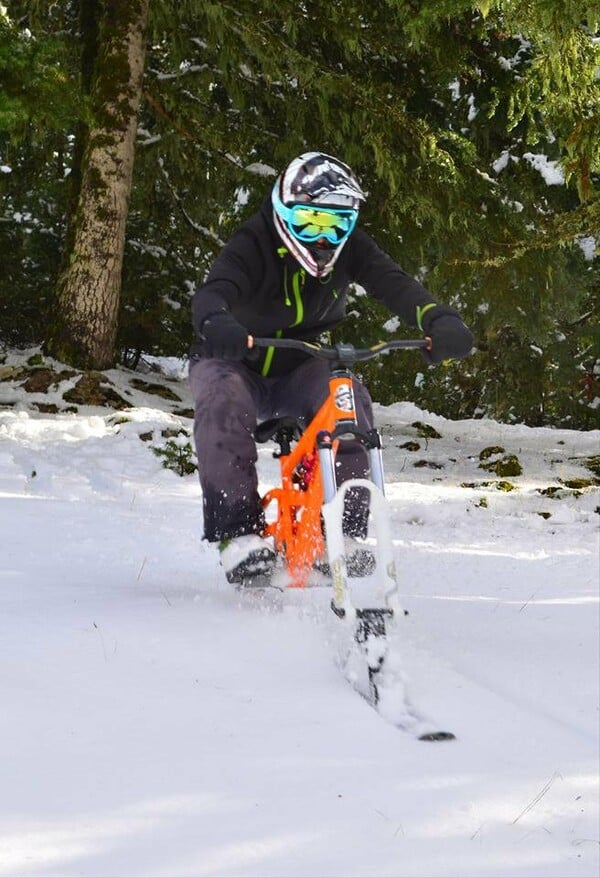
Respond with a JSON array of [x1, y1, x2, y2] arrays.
[[278, 203, 359, 245]]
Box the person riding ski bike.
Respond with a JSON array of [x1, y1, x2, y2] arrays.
[[189, 151, 473, 583]]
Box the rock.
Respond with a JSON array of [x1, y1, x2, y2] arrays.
[[413, 459, 444, 469], [0, 365, 25, 382], [479, 445, 505, 460], [480, 453, 523, 477], [128, 378, 182, 402], [411, 421, 442, 439], [32, 402, 60, 414], [558, 477, 597, 489], [63, 373, 130, 409], [20, 368, 78, 394]]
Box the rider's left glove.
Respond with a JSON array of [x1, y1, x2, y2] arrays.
[[420, 306, 473, 364]]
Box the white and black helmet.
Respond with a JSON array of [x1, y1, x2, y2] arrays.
[[272, 152, 366, 277]]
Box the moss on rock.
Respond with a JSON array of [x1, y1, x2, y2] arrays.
[[411, 421, 442, 439], [63, 372, 129, 408], [480, 453, 523, 477]]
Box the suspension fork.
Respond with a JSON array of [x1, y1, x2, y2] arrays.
[[315, 376, 400, 620], [315, 363, 362, 492], [317, 362, 386, 501]]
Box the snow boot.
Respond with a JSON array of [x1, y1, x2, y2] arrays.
[[219, 534, 276, 584], [314, 537, 376, 579]]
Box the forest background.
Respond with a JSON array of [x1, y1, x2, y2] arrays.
[[0, 0, 598, 429]]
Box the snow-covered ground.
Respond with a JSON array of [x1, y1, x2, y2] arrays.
[[0, 350, 598, 878]]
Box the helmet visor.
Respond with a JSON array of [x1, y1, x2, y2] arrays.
[[282, 204, 358, 245]]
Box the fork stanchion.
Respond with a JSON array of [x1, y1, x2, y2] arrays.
[[316, 430, 337, 503]]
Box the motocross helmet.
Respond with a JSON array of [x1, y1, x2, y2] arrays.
[[272, 152, 366, 277]]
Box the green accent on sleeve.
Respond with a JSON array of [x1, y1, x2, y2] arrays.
[[261, 328, 282, 377], [277, 246, 288, 258], [416, 302, 437, 332]]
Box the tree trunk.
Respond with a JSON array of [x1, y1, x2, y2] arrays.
[[47, 0, 149, 369]]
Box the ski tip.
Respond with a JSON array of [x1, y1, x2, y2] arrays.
[[235, 575, 283, 591], [418, 730, 456, 742]]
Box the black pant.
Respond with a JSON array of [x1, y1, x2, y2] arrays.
[[189, 356, 374, 542]]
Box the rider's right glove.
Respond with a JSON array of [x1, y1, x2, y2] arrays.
[[200, 311, 249, 360], [420, 305, 474, 365]]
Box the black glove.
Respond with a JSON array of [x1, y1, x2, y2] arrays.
[[200, 311, 249, 360], [420, 305, 474, 364]]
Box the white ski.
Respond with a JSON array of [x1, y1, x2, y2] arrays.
[[323, 478, 455, 742]]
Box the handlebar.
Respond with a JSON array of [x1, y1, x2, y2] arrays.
[[249, 336, 431, 364]]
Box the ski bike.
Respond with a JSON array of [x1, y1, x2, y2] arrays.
[[250, 336, 454, 741]]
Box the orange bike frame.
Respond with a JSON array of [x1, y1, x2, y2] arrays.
[[262, 370, 359, 587]]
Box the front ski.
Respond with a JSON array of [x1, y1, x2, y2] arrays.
[[234, 571, 283, 591], [322, 482, 455, 742], [232, 558, 330, 591], [340, 608, 456, 741]]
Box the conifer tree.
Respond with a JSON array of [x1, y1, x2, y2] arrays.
[[1, 1, 597, 425], [44, 0, 150, 369]]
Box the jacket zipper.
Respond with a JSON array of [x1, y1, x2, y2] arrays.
[[289, 268, 305, 327], [262, 263, 306, 377]]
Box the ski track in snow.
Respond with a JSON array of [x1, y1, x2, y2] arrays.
[[0, 361, 598, 878]]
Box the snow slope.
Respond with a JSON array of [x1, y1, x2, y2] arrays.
[[0, 351, 598, 878]]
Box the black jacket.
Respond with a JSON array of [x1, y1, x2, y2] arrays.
[[191, 197, 452, 376]]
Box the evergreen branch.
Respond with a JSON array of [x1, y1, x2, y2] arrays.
[[143, 90, 195, 140], [157, 158, 225, 247], [149, 63, 210, 81], [449, 197, 600, 267], [567, 310, 595, 328]]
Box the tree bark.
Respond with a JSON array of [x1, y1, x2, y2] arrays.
[[48, 0, 149, 369]]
